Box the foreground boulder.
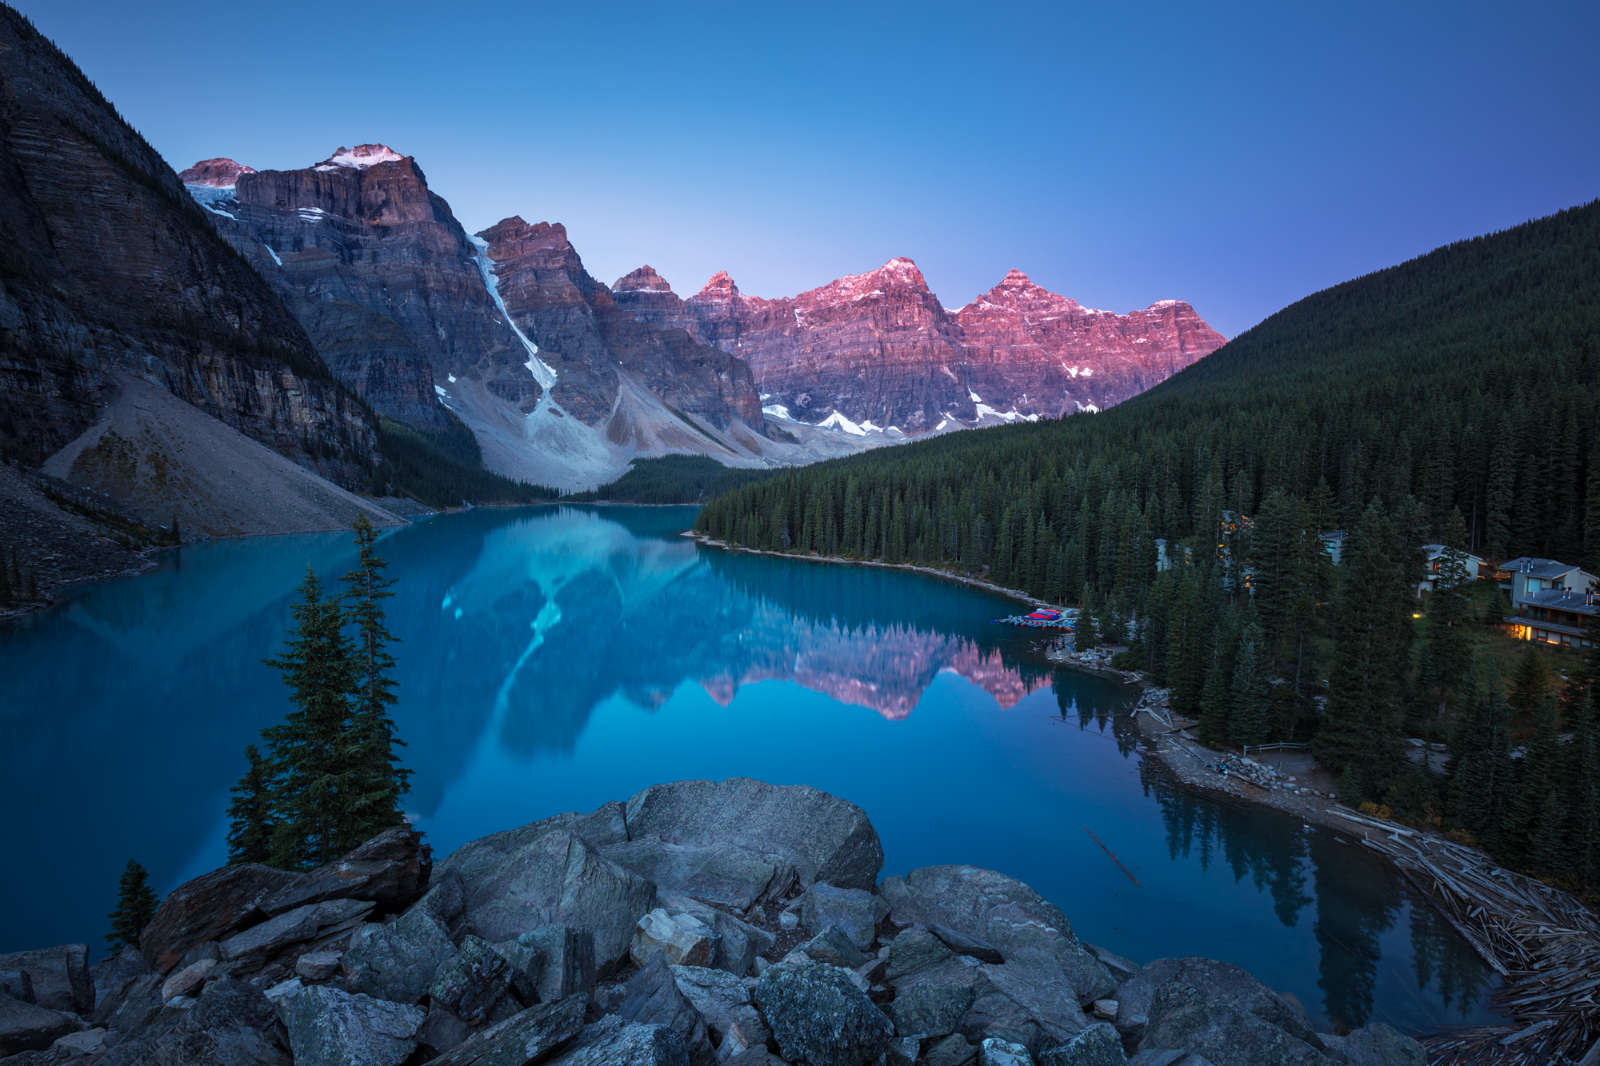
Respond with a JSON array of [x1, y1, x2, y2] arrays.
[[621, 779, 884, 894], [0, 781, 1431, 1066], [438, 826, 656, 972], [881, 866, 1113, 1042], [140, 827, 429, 973], [0, 946, 92, 1014], [752, 961, 893, 1066], [281, 984, 424, 1066], [0, 993, 84, 1055]]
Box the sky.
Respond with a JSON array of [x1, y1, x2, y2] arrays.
[[17, 0, 1600, 338]]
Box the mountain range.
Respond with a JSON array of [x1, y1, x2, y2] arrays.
[[179, 144, 1223, 489], [0, 0, 1224, 602]]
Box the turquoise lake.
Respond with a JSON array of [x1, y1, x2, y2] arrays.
[[0, 504, 1503, 1034]]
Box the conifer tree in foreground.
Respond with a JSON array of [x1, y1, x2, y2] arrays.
[[262, 567, 356, 869], [226, 744, 275, 864], [106, 859, 159, 951], [336, 515, 411, 856], [233, 519, 412, 870]]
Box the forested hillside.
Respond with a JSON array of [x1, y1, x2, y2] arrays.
[[697, 200, 1600, 894]]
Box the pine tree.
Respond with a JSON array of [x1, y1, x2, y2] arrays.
[[262, 567, 357, 869], [1423, 511, 1474, 740], [106, 859, 159, 951], [336, 516, 411, 854], [1316, 502, 1410, 791], [1231, 622, 1272, 747], [227, 744, 275, 864], [1074, 586, 1099, 651]]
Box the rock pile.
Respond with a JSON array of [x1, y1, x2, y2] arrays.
[[0, 779, 1423, 1065]]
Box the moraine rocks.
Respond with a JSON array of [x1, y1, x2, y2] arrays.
[[0, 780, 1425, 1065]]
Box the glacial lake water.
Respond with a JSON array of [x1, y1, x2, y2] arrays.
[[0, 504, 1503, 1034]]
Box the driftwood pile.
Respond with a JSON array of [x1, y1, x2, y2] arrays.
[[1331, 807, 1600, 1066]]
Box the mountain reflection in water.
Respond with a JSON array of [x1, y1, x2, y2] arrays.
[[0, 505, 1499, 1033]]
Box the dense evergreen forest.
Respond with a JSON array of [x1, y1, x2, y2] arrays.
[[574, 454, 777, 503], [697, 201, 1600, 895]]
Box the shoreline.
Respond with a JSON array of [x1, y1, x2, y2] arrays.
[[687, 534, 1600, 1061], [683, 531, 1055, 610]]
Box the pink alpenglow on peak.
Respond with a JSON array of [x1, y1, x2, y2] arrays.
[[177, 158, 256, 187], [315, 144, 406, 171], [613, 265, 674, 293], [697, 270, 740, 298]]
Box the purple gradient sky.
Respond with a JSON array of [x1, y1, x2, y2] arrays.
[[18, 0, 1600, 337]]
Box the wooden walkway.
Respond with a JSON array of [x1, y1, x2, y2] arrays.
[[1330, 807, 1600, 1066]]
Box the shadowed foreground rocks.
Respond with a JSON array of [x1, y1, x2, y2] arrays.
[[0, 779, 1423, 1065]]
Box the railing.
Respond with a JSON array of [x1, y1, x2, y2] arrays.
[[1240, 742, 1310, 757]]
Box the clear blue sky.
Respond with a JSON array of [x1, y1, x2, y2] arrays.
[[18, 0, 1599, 337]]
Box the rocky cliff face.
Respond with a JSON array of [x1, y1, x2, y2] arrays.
[[0, 7, 374, 480], [184, 145, 538, 435], [615, 259, 1226, 436], [954, 269, 1226, 415], [476, 218, 765, 432]]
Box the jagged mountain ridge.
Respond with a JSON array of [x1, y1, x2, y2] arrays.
[[181, 150, 793, 490], [0, 8, 374, 482], [175, 140, 1222, 488], [614, 257, 1226, 433]]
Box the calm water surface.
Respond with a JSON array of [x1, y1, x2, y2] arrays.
[[0, 505, 1502, 1033]]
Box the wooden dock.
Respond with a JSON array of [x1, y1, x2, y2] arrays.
[[1329, 807, 1600, 1065]]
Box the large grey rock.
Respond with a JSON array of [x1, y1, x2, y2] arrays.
[[281, 984, 424, 1066], [418, 993, 587, 1066], [668, 965, 771, 1061], [0, 971, 32, 1003], [800, 884, 884, 951], [429, 936, 512, 1026], [160, 957, 217, 1001], [543, 1014, 690, 1066], [343, 905, 456, 1004], [885, 926, 956, 982], [0, 994, 83, 1055], [1137, 960, 1327, 1066], [925, 1033, 979, 1066], [751, 960, 893, 1066], [139, 864, 302, 973], [890, 980, 976, 1039], [601, 839, 793, 912], [0, 947, 92, 1014], [1115, 958, 1319, 1059], [1039, 1022, 1127, 1066], [439, 826, 655, 971], [657, 894, 772, 977], [621, 779, 884, 892], [930, 924, 1004, 965], [217, 898, 373, 965], [294, 951, 342, 982], [786, 926, 869, 969], [103, 972, 164, 1035], [95, 975, 288, 1066], [981, 1037, 1035, 1066], [1319, 1022, 1425, 1066], [488, 934, 544, 1003], [881, 867, 1113, 1005], [615, 958, 712, 1063], [633, 909, 719, 969], [89, 947, 150, 1024], [513, 926, 595, 1002], [257, 826, 431, 916]]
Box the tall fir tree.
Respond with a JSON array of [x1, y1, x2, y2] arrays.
[[1231, 622, 1272, 747], [262, 567, 358, 869], [106, 859, 159, 951], [336, 516, 411, 854], [226, 744, 275, 864], [1315, 502, 1411, 795]]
